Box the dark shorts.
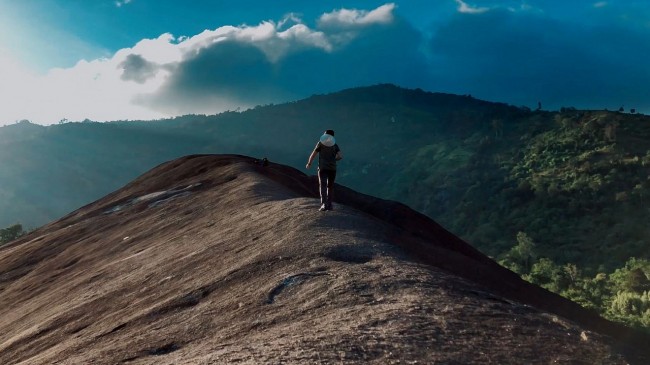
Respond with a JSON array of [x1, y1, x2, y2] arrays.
[[318, 168, 336, 188]]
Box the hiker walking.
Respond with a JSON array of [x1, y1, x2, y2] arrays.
[[306, 129, 343, 211]]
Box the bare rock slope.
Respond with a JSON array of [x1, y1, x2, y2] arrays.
[[0, 155, 648, 364]]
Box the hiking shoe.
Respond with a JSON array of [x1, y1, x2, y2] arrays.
[[319, 204, 327, 211], [326, 203, 333, 211]]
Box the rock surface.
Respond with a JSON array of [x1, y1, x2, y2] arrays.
[[0, 154, 647, 364]]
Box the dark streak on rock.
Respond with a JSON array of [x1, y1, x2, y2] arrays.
[[148, 342, 181, 356], [266, 272, 329, 304]]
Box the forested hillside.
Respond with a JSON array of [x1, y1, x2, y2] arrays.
[[1, 84, 649, 328]]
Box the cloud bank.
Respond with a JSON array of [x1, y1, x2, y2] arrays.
[[2, 1, 649, 125], [2, 3, 426, 123]]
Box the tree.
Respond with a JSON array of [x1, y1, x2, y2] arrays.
[[563, 263, 581, 287], [0, 224, 25, 245], [526, 257, 560, 287], [610, 291, 649, 316], [500, 232, 537, 274], [513, 232, 537, 272], [580, 272, 609, 309], [610, 258, 650, 293], [491, 119, 503, 139], [625, 268, 650, 293]]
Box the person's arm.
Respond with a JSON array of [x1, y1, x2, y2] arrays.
[[335, 145, 343, 161], [306, 144, 319, 169]]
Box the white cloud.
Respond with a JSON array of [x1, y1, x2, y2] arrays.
[[277, 13, 303, 30], [115, 0, 133, 8], [454, 0, 490, 14], [315, 3, 396, 49], [318, 3, 396, 28], [0, 4, 398, 125]]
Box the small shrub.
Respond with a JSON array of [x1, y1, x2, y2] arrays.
[[0, 224, 25, 245]]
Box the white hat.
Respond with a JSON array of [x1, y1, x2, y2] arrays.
[[320, 133, 336, 147]]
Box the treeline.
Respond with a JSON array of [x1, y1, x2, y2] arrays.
[[501, 232, 650, 331]]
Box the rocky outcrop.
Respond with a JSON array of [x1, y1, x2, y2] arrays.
[[0, 155, 647, 364]]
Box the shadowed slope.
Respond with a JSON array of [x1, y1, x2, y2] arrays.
[[0, 154, 647, 364]]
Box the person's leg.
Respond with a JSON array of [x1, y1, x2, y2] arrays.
[[318, 168, 327, 210], [326, 170, 336, 210]]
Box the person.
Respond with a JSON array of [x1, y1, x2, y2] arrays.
[[306, 129, 343, 211]]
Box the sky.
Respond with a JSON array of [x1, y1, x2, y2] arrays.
[[0, 0, 648, 125]]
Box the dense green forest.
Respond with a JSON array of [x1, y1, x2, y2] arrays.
[[1, 84, 648, 329], [500, 232, 650, 331]]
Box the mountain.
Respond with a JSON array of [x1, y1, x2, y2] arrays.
[[1, 84, 648, 275], [0, 155, 647, 364]]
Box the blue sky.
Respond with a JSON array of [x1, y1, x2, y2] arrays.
[[0, 0, 648, 124]]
